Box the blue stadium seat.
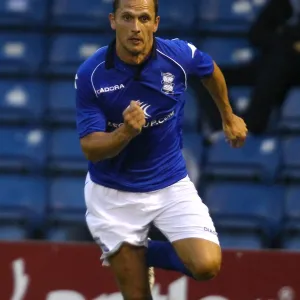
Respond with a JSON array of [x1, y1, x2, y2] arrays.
[[0, 127, 46, 172], [229, 86, 251, 116], [0, 34, 43, 74], [279, 88, 300, 132], [205, 183, 284, 246], [159, 0, 196, 31], [46, 224, 91, 242], [0, 80, 44, 124], [280, 137, 300, 181], [283, 185, 300, 231], [182, 133, 203, 163], [282, 185, 300, 250], [197, 0, 258, 32], [47, 81, 76, 125], [0, 175, 46, 231], [51, 0, 112, 30], [182, 88, 200, 132], [182, 133, 203, 187], [282, 237, 300, 250], [205, 134, 280, 182], [0, 0, 47, 26], [0, 225, 28, 240], [199, 38, 254, 67], [46, 226, 75, 241], [46, 34, 111, 75], [219, 232, 263, 249], [47, 177, 85, 223], [48, 129, 87, 173]]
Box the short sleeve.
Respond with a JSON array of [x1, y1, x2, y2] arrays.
[[75, 68, 107, 139], [170, 39, 214, 78], [188, 47, 214, 78], [186, 43, 214, 78]]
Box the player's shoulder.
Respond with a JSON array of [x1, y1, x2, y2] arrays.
[[76, 45, 108, 78], [156, 37, 197, 61]]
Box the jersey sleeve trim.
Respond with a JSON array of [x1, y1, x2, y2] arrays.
[[187, 43, 197, 59], [91, 61, 105, 97]]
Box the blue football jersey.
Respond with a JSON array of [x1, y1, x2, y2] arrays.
[[75, 37, 214, 192]]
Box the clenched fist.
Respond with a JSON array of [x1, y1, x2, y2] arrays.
[[123, 101, 146, 137], [223, 114, 248, 148]]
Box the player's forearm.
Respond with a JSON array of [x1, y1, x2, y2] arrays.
[[80, 126, 133, 162], [201, 61, 233, 122]]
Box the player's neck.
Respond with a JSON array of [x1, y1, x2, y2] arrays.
[[116, 39, 154, 65]]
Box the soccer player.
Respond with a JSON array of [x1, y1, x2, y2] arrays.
[[75, 0, 248, 299]]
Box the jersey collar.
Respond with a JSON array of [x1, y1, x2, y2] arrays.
[[105, 38, 157, 70]]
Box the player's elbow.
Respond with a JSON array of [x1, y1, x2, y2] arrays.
[[82, 148, 100, 163], [80, 139, 113, 163], [80, 136, 102, 163]]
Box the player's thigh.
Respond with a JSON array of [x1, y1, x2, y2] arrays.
[[172, 238, 221, 281], [84, 173, 153, 266], [154, 176, 221, 280], [108, 243, 151, 300]]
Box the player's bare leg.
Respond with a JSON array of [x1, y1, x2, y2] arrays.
[[172, 238, 221, 281], [108, 243, 152, 300]]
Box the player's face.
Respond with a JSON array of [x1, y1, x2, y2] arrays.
[[109, 0, 160, 59]]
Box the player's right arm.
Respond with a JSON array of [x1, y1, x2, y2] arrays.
[[76, 70, 145, 163]]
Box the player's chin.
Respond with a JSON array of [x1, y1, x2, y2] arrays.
[[127, 43, 143, 53], [129, 48, 143, 56]]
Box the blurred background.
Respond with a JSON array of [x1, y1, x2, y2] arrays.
[[0, 0, 300, 254]]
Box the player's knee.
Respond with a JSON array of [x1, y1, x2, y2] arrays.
[[190, 254, 221, 281]]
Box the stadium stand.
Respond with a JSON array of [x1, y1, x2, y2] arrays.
[[50, 0, 112, 30], [47, 129, 87, 174], [0, 80, 45, 124], [0, 127, 46, 172], [46, 34, 111, 76], [0, 0, 300, 252], [229, 86, 251, 116], [0, 0, 48, 27], [282, 185, 300, 250], [0, 33, 44, 75], [46, 176, 86, 241], [197, 0, 267, 32], [279, 137, 300, 182], [182, 88, 201, 132], [204, 134, 280, 182], [47, 80, 76, 125], [205, 182, 284, 249], [0, 175, 46, 239], [279, 88, 300, 133], [158, 0, 197, 32], [199, 37, 255, 67]]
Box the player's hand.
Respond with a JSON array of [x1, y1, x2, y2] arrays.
[[223, 114, 248, 148], [122, 101, 146, 137]]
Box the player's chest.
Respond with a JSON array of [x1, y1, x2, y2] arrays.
[[94, 61, 186, 121]]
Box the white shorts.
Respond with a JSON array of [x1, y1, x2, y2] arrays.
[[84, 174, 219, 265]]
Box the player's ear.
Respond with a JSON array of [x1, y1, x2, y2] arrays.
[[153, 16, 160, 33], [109, 13, 116, 30]]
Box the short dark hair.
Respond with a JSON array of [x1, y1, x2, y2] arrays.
[[112, 0, 159, 17]]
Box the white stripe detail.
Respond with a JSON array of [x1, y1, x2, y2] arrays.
[[157, 49, 187, 90], [95, 45, 106, 54], [91, 61, 105, 97], [187, 43, 197, 59]]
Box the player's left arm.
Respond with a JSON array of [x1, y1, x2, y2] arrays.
[[201, 61, 247, 148], [183, 42, 248, 148]]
